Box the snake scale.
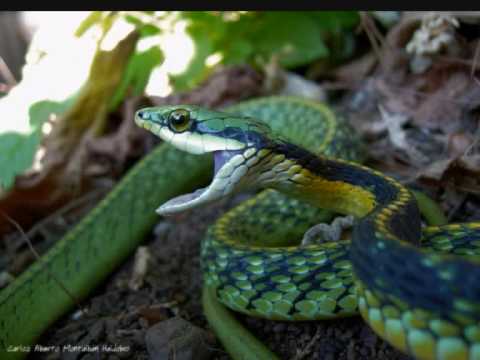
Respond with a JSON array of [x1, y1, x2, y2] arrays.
[[1, 96, 480, 360]]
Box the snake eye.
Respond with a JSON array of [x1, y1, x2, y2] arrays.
[[168, 109, 191, 133]]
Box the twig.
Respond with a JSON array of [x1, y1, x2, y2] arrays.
[[359, 12, 386, 71], [447, 193, 468, 222], [462, 128, 480, 157], [0, 55, 17, 86], [381, 80, 480, 107], [471, 40, 480, 87], [325, 74, 480, 109], [24, 187, 108, 242], [436, 54, 480, 69], [0, 210, 87, 316], [128, 246, 151, 291], [293, 326, 322, 360], [0, 82, 10, 94]]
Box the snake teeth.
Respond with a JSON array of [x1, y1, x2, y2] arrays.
[[216, 154, 245, 178], [230, 165, 248, 182], [273, 159, 295, 173], [256, 170, 276, 183], [211, 177, 230, 191], [243, 148, 256, 159], [246, 156, 260, 167]]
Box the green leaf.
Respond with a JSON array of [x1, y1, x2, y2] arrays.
[[138, 11, 360, 91], [221, 39, 254, 65], [75, 11, 104, 37], [307, 11, 360, 29], [124, 13, 145, 27], [138, 24, 161, 38], [123, 13, 161, 38], [0, 98, 75, 190], [0, 132, 41, 190], [169, 21, 214, 91], [215, 13, 255, 65], [109, 45, 163, 110], [169, 12, 228, 90], [252, 12, 329, 68]]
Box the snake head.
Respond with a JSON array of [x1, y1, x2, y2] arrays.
[[135, 105, 274, 215]]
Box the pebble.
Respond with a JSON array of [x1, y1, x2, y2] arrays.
[[145, 317, 214, 360]]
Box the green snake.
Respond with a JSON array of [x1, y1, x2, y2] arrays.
[[1, 97, 479, 360]]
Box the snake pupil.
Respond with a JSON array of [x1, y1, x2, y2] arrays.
[[169, 109, 191, 132]]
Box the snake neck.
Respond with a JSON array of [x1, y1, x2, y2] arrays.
[[254, 139, 421, 246]]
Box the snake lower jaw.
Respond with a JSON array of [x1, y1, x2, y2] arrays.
[[156, 188, 205, 215], [157, 150, 250, 215], [156, 186, 222, 215]]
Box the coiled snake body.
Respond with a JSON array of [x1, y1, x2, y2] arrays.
[[136, 97, 480, 360], [1, 97, 479, 360]]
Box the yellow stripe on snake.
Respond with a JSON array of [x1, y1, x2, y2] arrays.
[[1, 96, 479, 360]]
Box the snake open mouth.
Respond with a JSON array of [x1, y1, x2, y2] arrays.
[[156, 150, 245, 216]]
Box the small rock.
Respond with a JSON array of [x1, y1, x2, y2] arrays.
[[137, 305, 170, 326], [347, 340, 356, 360], [0, 271, 14, 288], [153, 221, 174, 237], [324, 353, 335, 360], [272, 323, 286, 333], [145, 317, 213, 360]]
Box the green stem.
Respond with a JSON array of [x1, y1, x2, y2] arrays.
[[411, 190, 448, 226], [202, 285, 279, 360]]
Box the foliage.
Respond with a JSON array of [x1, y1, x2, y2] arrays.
[[114, 11, 359, 90], [0, 13, 141, 191], [0, 98, 75, 189], [169, 11, 359, 89], [109, 45, 163, 110], [0, 11, 360, 191]]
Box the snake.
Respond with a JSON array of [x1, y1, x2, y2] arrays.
[[0, 96, 479, 360]]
